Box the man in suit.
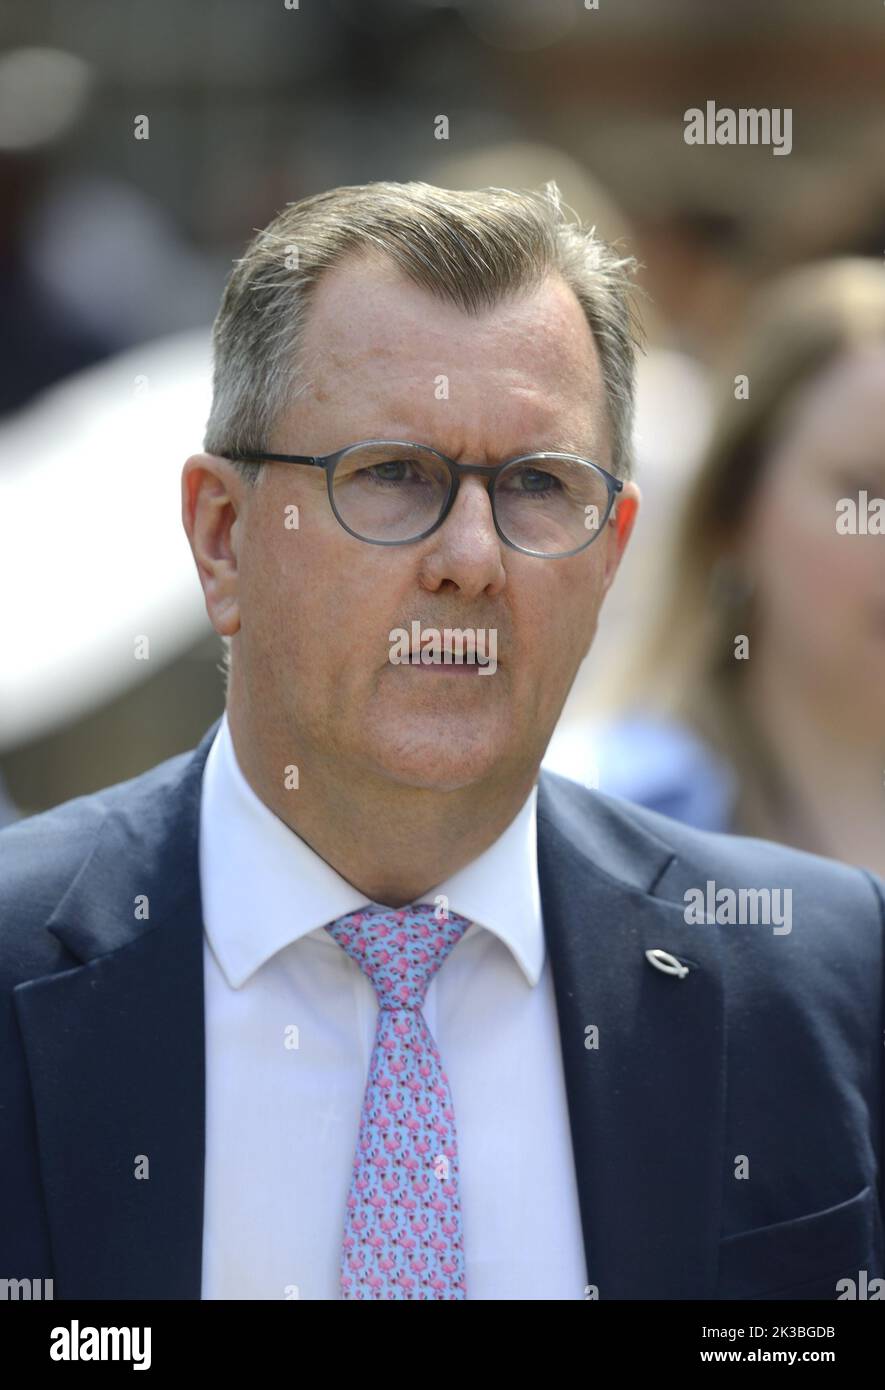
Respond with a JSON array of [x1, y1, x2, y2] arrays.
[[2, 180, 883, 1301]]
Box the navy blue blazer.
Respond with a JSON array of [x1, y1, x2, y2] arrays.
[[1, 716, 883, 1299]]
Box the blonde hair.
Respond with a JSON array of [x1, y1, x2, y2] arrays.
[[609, 257, 885, 838]]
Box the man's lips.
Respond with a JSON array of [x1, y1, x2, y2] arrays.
[[395, 646, 501, 673], [386, 620, 501, 672], [403, 659, 485, 673]]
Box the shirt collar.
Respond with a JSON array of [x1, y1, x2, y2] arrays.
[[200, 711, 544, 991]]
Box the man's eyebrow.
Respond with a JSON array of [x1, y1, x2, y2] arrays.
[[380, 432, 597, 459], [544, 438, 594, 456], [513, 435, 596, 458], [455, 432, 594, 461]]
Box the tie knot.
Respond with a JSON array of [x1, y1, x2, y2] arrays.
[[324, 901, 471, 1010]]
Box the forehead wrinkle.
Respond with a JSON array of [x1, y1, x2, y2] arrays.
[[317, 375, 603, 461], [304, 379, 602, 460]]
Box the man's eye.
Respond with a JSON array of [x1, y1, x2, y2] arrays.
[[368, 461, 408, 481], [508, 467, 559, 494]]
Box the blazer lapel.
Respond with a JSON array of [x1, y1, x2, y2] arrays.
[[537, 772, 727, 1299], [13, 719, 221, 1299]]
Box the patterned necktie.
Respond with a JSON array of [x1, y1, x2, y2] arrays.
[[324, 901, 472, 1300]]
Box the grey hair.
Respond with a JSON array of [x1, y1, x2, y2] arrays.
[[203, 179, 644, 483]]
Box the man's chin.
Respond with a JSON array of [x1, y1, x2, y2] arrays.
[[362, 721, 512, 792]]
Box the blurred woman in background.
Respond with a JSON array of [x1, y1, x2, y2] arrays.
[[596, 259, 885, 877]]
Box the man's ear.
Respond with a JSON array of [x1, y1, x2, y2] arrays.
[[181, 452, 245, 638], [602, 480, 640, 590]]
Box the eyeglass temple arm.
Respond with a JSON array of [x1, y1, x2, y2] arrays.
[[226, 450, 322, 467]]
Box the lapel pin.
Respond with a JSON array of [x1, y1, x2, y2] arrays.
[[645, 948, 690, 979]]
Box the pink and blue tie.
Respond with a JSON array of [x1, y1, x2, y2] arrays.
[[324, 901, 471, 1300]]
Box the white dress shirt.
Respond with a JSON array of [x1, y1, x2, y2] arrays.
[[199, 711, 587, 1299]]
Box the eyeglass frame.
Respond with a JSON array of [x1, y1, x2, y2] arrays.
[[224, 439, 624, 559]]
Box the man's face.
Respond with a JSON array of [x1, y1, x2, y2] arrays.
[[205, 254, 637, 793]]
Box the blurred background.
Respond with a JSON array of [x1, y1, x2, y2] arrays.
[[2, 0, 884, 872]]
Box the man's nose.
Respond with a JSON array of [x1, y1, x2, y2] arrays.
[[417, 476, 507, 594]]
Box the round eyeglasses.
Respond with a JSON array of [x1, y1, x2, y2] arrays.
[[225, 439, 624, 558]]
